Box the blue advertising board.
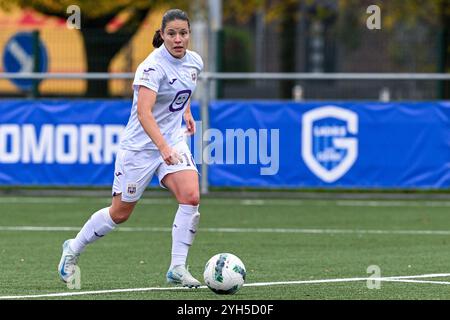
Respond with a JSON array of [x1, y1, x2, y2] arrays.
[[206, 101, 450, 188], [0, 99, 448, 188]]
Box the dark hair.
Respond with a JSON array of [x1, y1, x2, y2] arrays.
[[152, 9, 190, 48]]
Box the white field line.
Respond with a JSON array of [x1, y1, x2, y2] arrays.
[[0, 286, 200, 300], [375, 279, 450, 285], [0, 197, 450, 207], [335, 200, 450, 207], [1, 273, 450, 300], [2, 225, 450, 236]]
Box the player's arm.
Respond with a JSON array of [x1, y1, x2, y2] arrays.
[[183, 99, 196, 135], [136, 86, 181, 165]]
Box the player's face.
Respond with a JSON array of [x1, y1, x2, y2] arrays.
[[162, 19, 190, 59]]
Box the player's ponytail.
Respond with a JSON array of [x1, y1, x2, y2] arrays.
[[152, 29, 163, 48]]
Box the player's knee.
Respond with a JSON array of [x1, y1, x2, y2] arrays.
[[180, 190, 200, 206], [112, 214, 129, 224], [110, 207, 133, 224]]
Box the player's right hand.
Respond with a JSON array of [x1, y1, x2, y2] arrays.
[[160, 146, 183, 165]]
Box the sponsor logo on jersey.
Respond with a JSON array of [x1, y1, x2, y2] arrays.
[[169, 89, 192, 112]]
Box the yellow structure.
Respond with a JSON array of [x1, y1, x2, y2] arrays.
[[0, 7, 163, 96]]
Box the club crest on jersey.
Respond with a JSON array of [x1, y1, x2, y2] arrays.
[[301, 106, 358, 183], [127, 183, 137, 195], [190, 69, 197, 83]]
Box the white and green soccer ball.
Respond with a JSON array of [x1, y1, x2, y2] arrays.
[[203, 253, 246, 295]]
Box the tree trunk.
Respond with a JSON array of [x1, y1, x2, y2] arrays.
[[79, 9, 151, 97], [440, 0, 450, 99], [279, 3, 297, 99], [81, 28, 123, 97]]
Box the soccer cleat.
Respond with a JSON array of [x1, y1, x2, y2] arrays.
[[166, 265, 201, 288], [58, 239, 80, 283]]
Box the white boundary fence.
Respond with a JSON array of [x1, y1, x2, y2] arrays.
[[1, 72, 449, 193]]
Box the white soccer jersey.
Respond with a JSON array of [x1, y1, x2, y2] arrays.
[[120, 44, 203, 151]]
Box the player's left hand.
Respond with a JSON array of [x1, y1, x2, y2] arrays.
[[183, 113, 196, 136]]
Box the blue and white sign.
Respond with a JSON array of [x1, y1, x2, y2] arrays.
[[3, 32, 48, 91], [0, 100, 448, 188], [206, 101, 450, 189], [302, 106, 358, 183]]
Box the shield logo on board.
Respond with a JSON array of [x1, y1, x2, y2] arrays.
[[301, 106, 358, 183]]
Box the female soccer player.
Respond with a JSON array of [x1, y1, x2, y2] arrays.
[[58, 9, 203, 288]]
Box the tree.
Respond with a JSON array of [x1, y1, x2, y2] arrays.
[[0, 0, 187, 97], [339, 0, 450, 98], [224, 0, 450, 98], [224, 0, 338, 98], [2, 0, 448, 98], [1, 0, 334, 99]]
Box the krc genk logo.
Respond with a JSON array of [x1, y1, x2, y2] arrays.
[[302, 106, 358, 183]]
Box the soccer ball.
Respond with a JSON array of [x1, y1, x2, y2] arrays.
[[203, 253, 246, 295]]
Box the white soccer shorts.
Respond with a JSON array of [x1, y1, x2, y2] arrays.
[[112, 140, 198, 202]]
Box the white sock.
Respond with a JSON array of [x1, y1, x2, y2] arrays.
[[69, 207, 117, 254], [170, 204, 200, 269]]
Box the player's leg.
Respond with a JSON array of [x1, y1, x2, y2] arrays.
[[58, 149, 154, 283], [58, 196, 137, 283], [70, 195, 137, 253], [158, 142, 201, 287], [163, 169, 200, 267], [163, 170, 201, 287]]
